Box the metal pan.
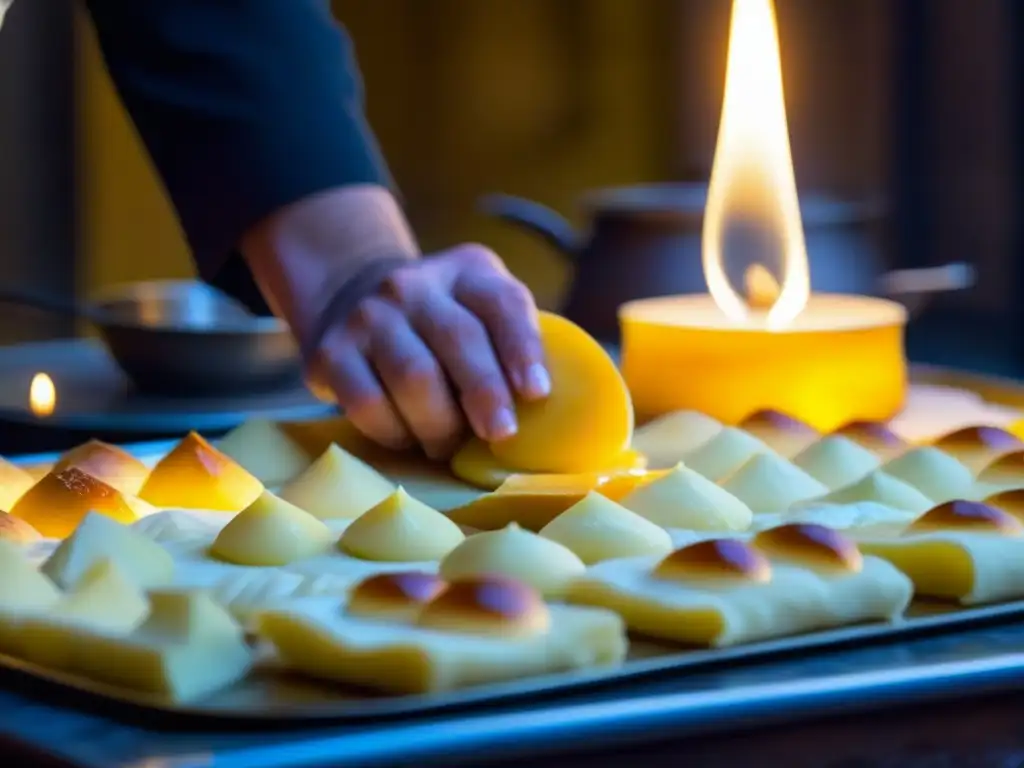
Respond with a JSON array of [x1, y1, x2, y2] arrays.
[[0, 280, 303, 397]]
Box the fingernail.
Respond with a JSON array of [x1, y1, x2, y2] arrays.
[[489, 407, 518, 441], [522, 363, 551, 399]]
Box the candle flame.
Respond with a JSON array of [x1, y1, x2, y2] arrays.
[[702, 0, 810, 330], [29, 373, 56, 418]]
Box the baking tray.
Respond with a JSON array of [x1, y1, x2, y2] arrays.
[[7, 436, 1024, 730]]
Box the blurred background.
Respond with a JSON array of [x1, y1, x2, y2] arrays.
[[0, 0, 1021, 372]]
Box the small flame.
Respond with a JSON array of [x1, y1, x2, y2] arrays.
[[29, 373, 56, 418], [702, 0, 810, 330]]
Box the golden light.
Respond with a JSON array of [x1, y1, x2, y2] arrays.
[[29, 373, 56, 418], [702, 0, 810, 330]]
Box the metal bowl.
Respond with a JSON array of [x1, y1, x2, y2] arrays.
[[89, 280, 303, 397]]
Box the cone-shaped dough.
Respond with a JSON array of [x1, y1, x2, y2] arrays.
[[440, 523, 585, 598], [620, 463, 752, 531], [339, 487, 464, 562], [720, 454, 828, 513], [42, 511, 174, 589], [53, 440, 150, 496], [540, 492, 672, 564], [0, 457, 36, 511], [217, 419, 312, 486], [139, 432, 263, 511], [793, 436, 881, 490], [632, 411, 723, 469], [682, 427, 769, 481], [279, 444, 396, 519], [881, 447, 975, 502], [211, 491, 333, 566], [811, 471, 933, 514]]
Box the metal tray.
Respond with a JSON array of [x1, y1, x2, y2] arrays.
[[7, 432, 1024, 730]]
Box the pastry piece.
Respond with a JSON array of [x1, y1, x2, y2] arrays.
[[567, 536, 911, 647], [53, 440, 150, 496], [0, 513, 41, 544], [719, 454, 828, 514], [738, 410, 819, 458], [932, 426, 1024, 475], [540, 492, 672, 564], [984, 488, 1024, 520], [977, 451, 1024, 488], [880, 447, 974, 502], [439, 524, 585, 599], [258, 577, 627, 694], [448, 473, 602, 531], [0, 540, 60, 614], [858, 501, 1024, 604], [139, 432, 263, 511], [347, 572, 448, 621], [752, 523, 863, 573], [488, 312, 634, 473], [631, 411, 723, 469], [279, 444, 395, 520], [451, 436, 645, 492], [620, 463, 753, 531], [42, 511, 174, 589], [0, 457, 36, 511], [10, 468, 153, 538], [792, 436, 881, 490], [681, 427, 770, 481], [807, 471, 933, 514], [71, 590, 254, 702], [216, 419, 312, 486], [338, 487, 464, 562], [18, 560, 151, 670], [833, 421, 907, 460], [211, 490, 333, 567]]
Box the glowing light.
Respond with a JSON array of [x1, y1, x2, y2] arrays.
[[29, 373, 56, 418]]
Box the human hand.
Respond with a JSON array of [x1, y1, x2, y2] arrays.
[[311, 244, 551, 459]]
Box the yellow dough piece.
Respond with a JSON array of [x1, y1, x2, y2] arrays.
[[719, 453, 829, 514], [931, 426, 1024, 475], [620, 463, 753, 531], [10, 467, 153, 539], [42, 511, 175, 590], [858, 500, 1024, 604], [0, 457, 36, 511], [487, 312, 633, 474], [19, 560, 151, 670], [738, 410, 819, 458], [279, 444, 396, 520], [567, 532, 912, 647], [71, 590, 254, 702], [0, 540, 60, 613], [451, 437, 645, 492], [631, 411, 723, 470], [339, 487, 464, 562], [681, 427, 770, 481], [833, 421, 909, 460], [53, 440, 150, 496], [809, 470, 933, 514], [258, 574, 627, 694], [447, 473, 602, 531], [139, 431, 264, 511], [439, 524, 585, 598], [216, 419, 313, 486], [976, 450, 1024, 488], [211, 490, 333, 567], [540, 492, 672, 564], [792, 436, 881, 491], [880, 447, 975, 503]]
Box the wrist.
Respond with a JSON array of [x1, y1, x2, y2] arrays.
[[240, 185, 418, 345]]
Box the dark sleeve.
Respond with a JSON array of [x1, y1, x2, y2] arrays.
[[83, 0, 392, 291]]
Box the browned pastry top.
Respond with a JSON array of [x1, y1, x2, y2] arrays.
[[909, 500, 1022, 535], [834, 421, 906, 450], [740, 410, 817, 436], [753, 523, 864, 573], [0, 513, 41, 543], [654, 539, 772, 583], [417, 574, 550, 637], [933, 426, 1023, 453], [347, 571, 448, 620]]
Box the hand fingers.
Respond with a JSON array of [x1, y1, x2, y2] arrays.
[[409, 292, 518, 443], [315, 329, 414, 451], [452, 254, 550, 401], [361, 298, 466, 460]]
